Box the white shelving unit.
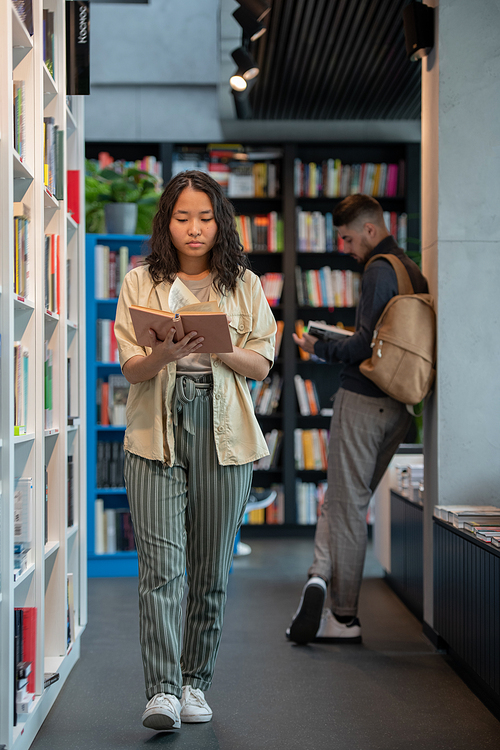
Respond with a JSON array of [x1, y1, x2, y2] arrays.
[[0, 2, 86, 748]]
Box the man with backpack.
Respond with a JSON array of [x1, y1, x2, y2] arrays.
[[288, 194, 429, 645]]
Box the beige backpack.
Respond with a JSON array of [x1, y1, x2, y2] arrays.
[[359, 254, 436, 406]]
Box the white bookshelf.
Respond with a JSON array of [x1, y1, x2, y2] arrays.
[[0, 2, 87, 749]]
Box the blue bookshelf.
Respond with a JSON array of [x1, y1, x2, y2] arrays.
[[86, 234, 150, 577]]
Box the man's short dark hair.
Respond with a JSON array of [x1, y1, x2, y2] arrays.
[[332, 194, 385, 229]]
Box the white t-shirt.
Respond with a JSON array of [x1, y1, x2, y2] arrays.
[[175, 273, 214, 376]]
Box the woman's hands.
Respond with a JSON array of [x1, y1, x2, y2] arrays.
[[123, 328, 204, 384]]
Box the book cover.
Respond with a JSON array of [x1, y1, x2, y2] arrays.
[[129, 302, 232, 353], [307, 320, 354, 342]]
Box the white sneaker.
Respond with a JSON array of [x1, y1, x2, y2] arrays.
[[286, 576, 327, 645], [180, 685, 213, 723], [142, 693, 181, 730], [314, 608, 362, 643]]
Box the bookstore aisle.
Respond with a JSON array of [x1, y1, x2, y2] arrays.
[[28, 539, 500, 750]]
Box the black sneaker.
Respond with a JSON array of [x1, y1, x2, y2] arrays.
[[286, 577, 327, 645]]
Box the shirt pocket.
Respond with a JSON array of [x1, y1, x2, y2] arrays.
[[228, 313, 252, 348]]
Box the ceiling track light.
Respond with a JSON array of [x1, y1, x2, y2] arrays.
[[236, 0, 271, 24], [230, 46, 259, 91], [233, 6, 267, 42]]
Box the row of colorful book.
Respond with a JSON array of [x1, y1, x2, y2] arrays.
[[14, 203, 29, 298], [243, 484, 285, 525], [295, 267, 361, 308], [96, 441, 125, 488], [294, 428, 329, 471], [94, 499, 136, 554], [97, 152, 163, 181], [172, 144, 282, 198], [44, 233, 60, 314], [294, 159, 405, 198], [260, 272, 284, 307], [96, 375, 130, 426], [235, 212, 284, 253], [96, 319, 119, 363], [254, 429, 283, 471], [248, 372, 283, 415], [294, 374, 322, 416], [296, 209, 407, 253], [94, 244, 144, 299], [296, 480, 327, 525]]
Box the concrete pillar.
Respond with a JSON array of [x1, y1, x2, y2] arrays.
[[421, 0, 500, 627]]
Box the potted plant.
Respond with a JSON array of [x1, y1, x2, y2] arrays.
[[85, 159, 162, 235]]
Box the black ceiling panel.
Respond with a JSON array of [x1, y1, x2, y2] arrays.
[[246, 0, 421, 120]]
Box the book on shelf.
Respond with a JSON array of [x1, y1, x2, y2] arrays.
[[44, 342, 53, 429], [14, 342, 28, 435], [13, 1, 34, 35], [94, 500, 136, 554], [13, 81, 26, 160], [45, 466, 49, 545], [67, 455, 74, 527], [44, 672, 60, 689], [14, 478, 33, 565], [106, 375, 130, 425], [243, 484, 284, 525], [43, 118, 63, 197], [294, 158, 404, 199], [43, 8, 55, 77], [14, 607, 36, 695], [434, 505, 500, 528], [44, 234, 60, 314], [294, 428, 329, 470], [97, 440, 125, 489], [13, 202, 30, 299], [294, 374, 320, 416], [296, 480, 328, 525], [253, 430, 283, 471], [235, 212, 284, 253], [306, 320, 354, 342], [67, 170, 80, 223], [129, 302, 232, 353], [96, 319, 119, 363], [94, 244, 142, 299], [67, 573, 75, 646], [259, 272, 283, 306], [248, 372, 283, 415], [66, 1, 90, 95], [295, 267, 361, 308]]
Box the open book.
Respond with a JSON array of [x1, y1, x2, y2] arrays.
[[129, 301, 233, 353], [307, 320, 354, 342]]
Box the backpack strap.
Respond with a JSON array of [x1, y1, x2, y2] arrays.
[[364, 253, 415, 295]]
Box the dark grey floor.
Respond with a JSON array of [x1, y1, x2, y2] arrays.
[[31, 538, 500, 750]]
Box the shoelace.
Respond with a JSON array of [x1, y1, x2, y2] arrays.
[[184, 687, 205, 707], [153, 693, 177, 708]]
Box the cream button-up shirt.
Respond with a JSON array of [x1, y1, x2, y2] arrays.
[[114, 264, 277, 466]]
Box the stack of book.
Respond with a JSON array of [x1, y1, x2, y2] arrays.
[[294, 159, 404, 198], [94, 245, 143, 299], [242, 484, 285, 525], [435, 505, 500, 547], [296, 480, 328, 525], [294, 428, 329, 470], [235, 212, 284, 252], [43, 118, 63, 198], [295, 268, 361, 308]]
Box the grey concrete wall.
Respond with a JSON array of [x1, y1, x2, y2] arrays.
[[85, 0, 223, 141], [421, 0, 500, 626]]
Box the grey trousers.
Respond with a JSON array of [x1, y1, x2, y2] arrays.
[[309, 387, 412, 617], [124, 377, 252, 700]]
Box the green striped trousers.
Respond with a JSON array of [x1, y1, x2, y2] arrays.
[[124, 375, 252, 700]]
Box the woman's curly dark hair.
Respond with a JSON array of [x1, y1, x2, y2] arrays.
[[145, 170, 249, 295]]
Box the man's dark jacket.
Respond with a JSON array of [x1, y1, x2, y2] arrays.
[[313, 235, 429, 398]]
